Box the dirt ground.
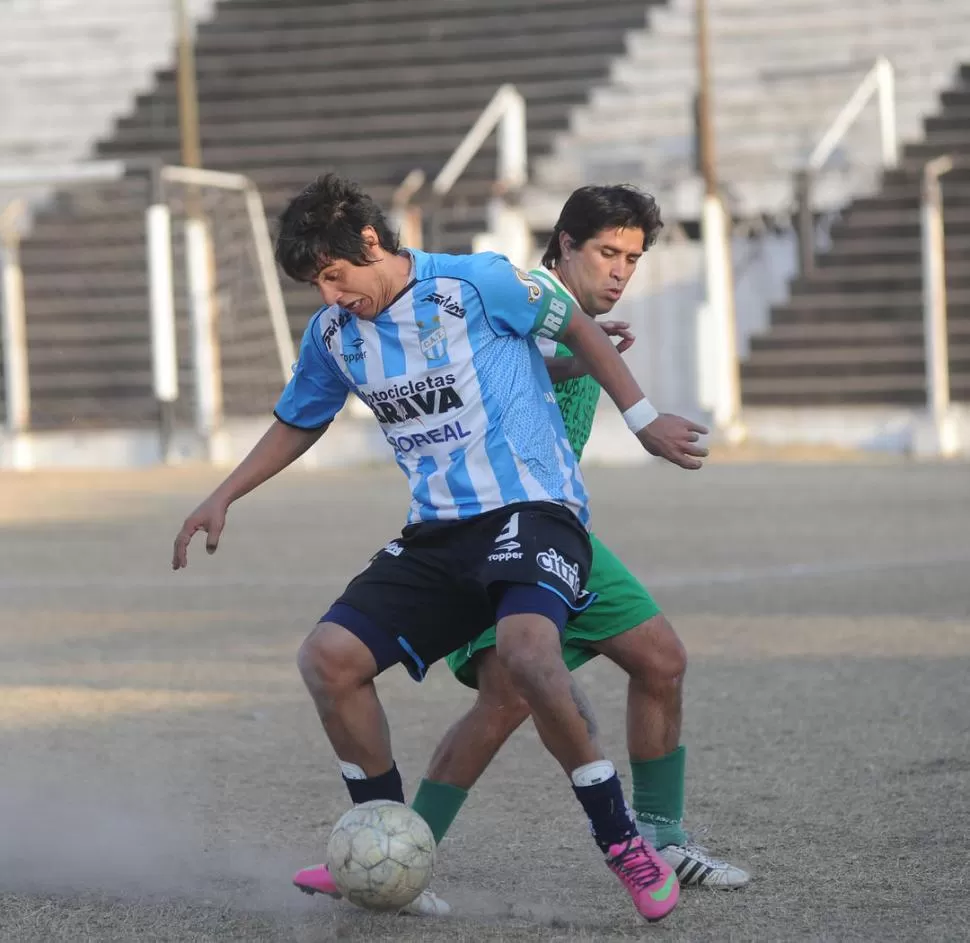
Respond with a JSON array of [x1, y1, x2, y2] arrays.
[[1, 459, 968, 942]]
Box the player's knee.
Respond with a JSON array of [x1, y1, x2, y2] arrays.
[[297, 622, 370, 704], [471, 650, 531, 738], [495, 616, 563, 692], [480, 688, 531, 735], [634, 616, 687, 687]]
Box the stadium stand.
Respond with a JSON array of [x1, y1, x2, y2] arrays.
[[1, 0, 968, 439], [741, 63, 970, 406], [0, 0, 215, 185], [3, 0, 655, 430], [535, 0, 970, 218]]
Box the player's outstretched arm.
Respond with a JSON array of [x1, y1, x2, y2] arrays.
[[560, 313, 709, 470], [545, 320, 636, 383], [172, 419, 328, 569]]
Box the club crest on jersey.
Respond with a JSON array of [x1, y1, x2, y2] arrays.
[[514, 267, 543, 304], [416, 315, 449, 366]]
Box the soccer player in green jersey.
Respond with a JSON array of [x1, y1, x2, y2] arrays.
[[411, 185, 750, 901]]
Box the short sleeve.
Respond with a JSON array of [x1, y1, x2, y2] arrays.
[[474, 253, 574, 342], [535, 336, 559, 358], [273, 314, 349, 429]]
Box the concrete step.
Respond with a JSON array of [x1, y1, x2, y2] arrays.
[[784, 288, 970, 312], [741, 343, 970, 373], [147, 50, 614, 101], [748, 319, 970, 351], [124, 75, 594, 128], [210, 0, 640, 29], [771, 301, 970, 327], [740, 373, 969, 407], [194, 4, 649, 51], [106, 101, 574, 152]]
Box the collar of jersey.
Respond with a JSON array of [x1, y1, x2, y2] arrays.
[[537, 265, 580, 307], [322, 249, 431, 322]]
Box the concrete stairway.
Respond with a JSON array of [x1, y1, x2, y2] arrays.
[[531, 0, 970, 222]]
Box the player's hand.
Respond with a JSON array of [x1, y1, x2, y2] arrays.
[[598, 320, 636, 355], [636, 413, 710, 470], [172, 494, 229, 569], [573, 321, 636, 377]]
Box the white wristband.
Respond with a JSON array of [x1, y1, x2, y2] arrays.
[[622, 398, 659, 434]]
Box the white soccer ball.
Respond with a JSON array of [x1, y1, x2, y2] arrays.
[[326, 800, 436, 911]]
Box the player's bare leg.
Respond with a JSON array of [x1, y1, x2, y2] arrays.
[[494, 613, 601, 770], [424, 648, 530, 789], [297, 621, 394, 776], [592, 614, 685, 761], [417, 648, 598, 844], [293, 619, 450, 914], [494, 609, 678, 922], [594, 615, 750, 888]]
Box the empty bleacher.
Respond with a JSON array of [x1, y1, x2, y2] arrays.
[[741, 63, 970, 406], [0, 0, 215, 202], [4, 0, 656, 430], [534, 0, 970, 220]]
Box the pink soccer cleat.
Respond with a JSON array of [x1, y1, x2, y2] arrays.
[[293, 862, 341, 898], [605, 835, 680, 922], [292, 863, 451, 916]]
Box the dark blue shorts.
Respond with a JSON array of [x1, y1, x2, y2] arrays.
[[321, 500, 594, 681]]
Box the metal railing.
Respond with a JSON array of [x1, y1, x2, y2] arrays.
[[795, 57, 898, 274], [0, 161, 292, 465], [392, 84, 528, 255], [1, 162, 130, 457]]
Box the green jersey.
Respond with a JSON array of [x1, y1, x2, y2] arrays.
[[446, 268, 662, 693], [531, 267, 601, 461]]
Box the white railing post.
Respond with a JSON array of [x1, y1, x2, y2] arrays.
[[432, 84, 528, 198], [159, 165, 295, 463], [808, 58, 898, 173], [242, 181, 296, 375], [428, 84, 531, 264], [1, 200, 32, 467], [184, 213, 226, 461], [920, 155, 957, 457], [876, 57, 898, 169], [146, 168, 179, 461], [160, 165, 295, 378], [701, 194, 743, 438], [796, 58, 898, 277], [497, 85, 527, 191], [390, 169, 426, 250]]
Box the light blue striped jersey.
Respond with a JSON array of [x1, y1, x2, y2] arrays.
[[274, 249, 590, 527]]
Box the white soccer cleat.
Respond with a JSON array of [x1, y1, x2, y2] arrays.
[[658, 841, 750, 889], [402, 887, 452, 916]]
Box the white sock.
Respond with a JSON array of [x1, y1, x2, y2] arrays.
[[339, 760, 367, 780], [570, 759, 616, 788]]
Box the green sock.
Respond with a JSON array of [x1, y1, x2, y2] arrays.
[[630, 746, 688, 849], [410, 778, 469, 845]]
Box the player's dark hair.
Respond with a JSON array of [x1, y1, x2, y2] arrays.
[[541, 184, 663, 268], [275, 173, 401, 282]]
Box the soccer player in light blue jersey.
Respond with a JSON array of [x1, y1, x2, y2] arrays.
[[172, 174, 707, 923]]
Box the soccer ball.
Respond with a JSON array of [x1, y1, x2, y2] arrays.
[[326, 800, 436, 911]]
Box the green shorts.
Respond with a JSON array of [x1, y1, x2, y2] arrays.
[[445, 533, 662, 689]]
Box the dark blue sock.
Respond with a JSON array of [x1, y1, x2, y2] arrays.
[[573, 773, 638, 853], [343, 763, 405, 805]]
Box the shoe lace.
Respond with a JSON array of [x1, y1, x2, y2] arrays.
[[610, 839, 661, 888]]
